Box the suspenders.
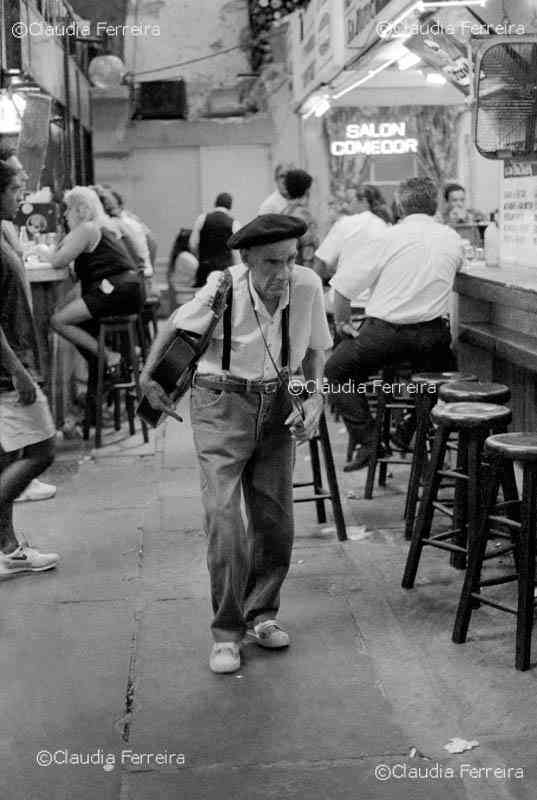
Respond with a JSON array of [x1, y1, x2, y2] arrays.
[[221, 285, 290, 371]]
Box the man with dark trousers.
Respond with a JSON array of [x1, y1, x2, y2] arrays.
[[325, 177, 463, 471], [189, 193, 240, 287]]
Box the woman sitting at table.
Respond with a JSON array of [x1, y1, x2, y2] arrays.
[[44, 186, 142, 374]]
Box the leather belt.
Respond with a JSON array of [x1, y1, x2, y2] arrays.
[[193, 372, 285, 395]]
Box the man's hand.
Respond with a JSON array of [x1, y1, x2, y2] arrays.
[[335, 321, 358, 339], [13, 368, 37, 405], [285, 395, 324, 443], [140, 375, 183, 422]]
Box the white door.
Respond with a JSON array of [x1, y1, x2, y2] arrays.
[[200, 145, 272, 227]]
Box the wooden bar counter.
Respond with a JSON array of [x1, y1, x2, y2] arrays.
[[455, 264, 537, 430], [27, 264, 71, 426]]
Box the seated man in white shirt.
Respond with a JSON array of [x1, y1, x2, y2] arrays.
[[258, 163, 294, 215], [140, 214, 332, 674], [325, 177, 463, 471], [314, 184, 390, 282]]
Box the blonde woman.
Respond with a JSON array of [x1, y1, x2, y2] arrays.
[[43, 186, 142, 374]]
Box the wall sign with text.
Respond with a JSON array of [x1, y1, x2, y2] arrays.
[[500, 160, 537, 269], [330, 121, 419, 156]]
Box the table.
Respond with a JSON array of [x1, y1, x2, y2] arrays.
[[27, 263, 72, 426]]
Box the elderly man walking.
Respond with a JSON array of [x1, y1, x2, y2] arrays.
[[325, 177, 464, 470], [141, 214, 332, 674]]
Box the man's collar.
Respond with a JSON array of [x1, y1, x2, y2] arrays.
[[247, 271, 290, 318], [400, 213, 436, 224]]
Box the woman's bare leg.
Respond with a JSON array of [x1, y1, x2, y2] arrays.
[[51, 298, 120, 366]]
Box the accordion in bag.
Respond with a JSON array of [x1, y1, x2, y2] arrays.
[[137, 269, 233, 427]]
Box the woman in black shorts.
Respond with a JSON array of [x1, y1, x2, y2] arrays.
[[46, 186, 142, 373]]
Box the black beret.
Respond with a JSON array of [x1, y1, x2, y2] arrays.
[[228, 213, 307, 249]]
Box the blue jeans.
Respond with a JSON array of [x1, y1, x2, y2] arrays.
[[190, 382, 294, 642]]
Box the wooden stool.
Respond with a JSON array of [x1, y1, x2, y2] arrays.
[[402, 401, 513, 589], [293, 412, 347, 542], [439, 380, 511, 405], [364, 365, 414, 500], [142, 296, 160, 344], [403, 372, 477, 541], [452, 433, 537, 671], [83, 315, 149, 449]]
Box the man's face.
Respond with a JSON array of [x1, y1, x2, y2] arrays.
[[244, 239, 297, 300], [276, 168, 288, 198], [6, 154, 29, 185], [0, 174, 23, 219], [447, 189, 466, 212]]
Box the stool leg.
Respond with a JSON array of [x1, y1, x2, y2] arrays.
[[318, 413, 347, 542], [451, 429, 470, 570], [113, 388, 122, 431], [137, 314, 148, 363], [402, 425, 449, 589], [463, 431, 486, 573], [516, 465, 537, 671], [378, 399, 391, 487], [83, 359, 95, 441], [452, 454, 502, 644], [404, 394, 433, 540], [127, 323, 149, 444], [309, 436, 326, 524], [95, 326, 106, 449], [364, 392, 385, 500]]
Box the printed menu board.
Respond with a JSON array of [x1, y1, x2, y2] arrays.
[[501, 161, 537, 269]]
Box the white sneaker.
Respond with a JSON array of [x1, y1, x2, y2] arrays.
[[209, 642, 241, 674], [14, 479, 57, 503], [248, 620, 290, 649], [0, 542, 60, 577]]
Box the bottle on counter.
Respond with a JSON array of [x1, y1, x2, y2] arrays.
[[484, 219, 499, 267]]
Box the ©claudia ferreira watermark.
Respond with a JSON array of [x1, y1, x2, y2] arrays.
[[11, 20, 161, 39], [375, 18, 527, 38], [35, 748, 185, 771], [288, 377, 437, 397], [373, 762, 525, 782]]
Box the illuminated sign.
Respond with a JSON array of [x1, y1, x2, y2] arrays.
[[330, 121, 419, 156]]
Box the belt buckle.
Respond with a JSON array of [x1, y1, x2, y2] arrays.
[[266, 381, 279, 394]]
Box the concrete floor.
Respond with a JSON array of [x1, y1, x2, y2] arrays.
[[2, 407, 536, 799]]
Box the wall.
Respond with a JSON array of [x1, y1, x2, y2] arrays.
[[123, 0, 251, 118]]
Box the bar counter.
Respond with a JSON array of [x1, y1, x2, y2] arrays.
[[27, 264, 71, 426], [455, 264, 537, 430]]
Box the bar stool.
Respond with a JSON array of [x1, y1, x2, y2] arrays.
[[403, 372, 477, 541], [402, 401, 513, 589], [439, 380, 511, 405], [293, 411, 347, 542], [364, 365, 415, 500], [83, 315, 149, 449], [452, 433, 537, 671]]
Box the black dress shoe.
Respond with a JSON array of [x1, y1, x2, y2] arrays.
[[343, 444, 385, 472]]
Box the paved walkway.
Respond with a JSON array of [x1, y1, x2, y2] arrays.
[[3, 408, 536, 799]]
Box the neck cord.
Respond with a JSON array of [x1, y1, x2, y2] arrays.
[[247, 278, 305, 421]]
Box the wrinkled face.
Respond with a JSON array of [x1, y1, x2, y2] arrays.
[[447, 189, 466, 212], [243, 239, 297, 301], [6, 154, 29, 185], [0, 173, 23, 219]]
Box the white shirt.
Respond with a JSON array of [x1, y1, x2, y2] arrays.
[[258, 191, 288, 216], [331, 214, 464, 324], [189, 207, 240, 255], [119, 210, 152, 273], [315, 211, 387, 272], [172, 263, 332, 380]]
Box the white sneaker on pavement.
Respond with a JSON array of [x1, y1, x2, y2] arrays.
[[0, 541, 60, 578], [209, 642, 241, 674], [14, 479, 57, 503], [248, 620, 290, 649]]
